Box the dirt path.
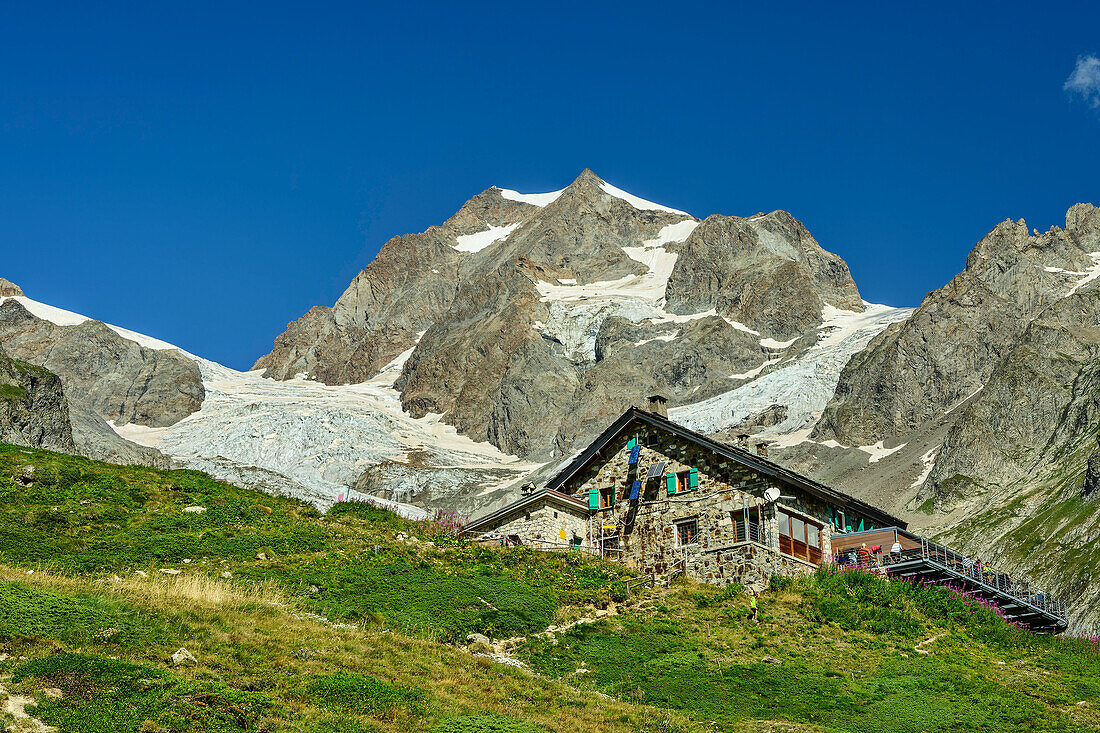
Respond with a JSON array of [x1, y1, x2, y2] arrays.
[[0, 681, 55, 733]]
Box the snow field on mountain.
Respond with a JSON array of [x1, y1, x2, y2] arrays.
[[453, 222, 521, 253], [531, 218, 705, 361], [669, 302, 914, 440], [1066, 251, 1100, 296], [599, 181, 690, 216], [10, 293, 533, 511], [910, 448, 939, 489], [529, 217, 820, 358], [534, 219, 698, 304], [496, 186, 565, 207], [497, 179, 689, 215]]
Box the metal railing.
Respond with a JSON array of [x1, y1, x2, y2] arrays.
[[709, 520, 767, 549], [841, 536, 1067, 621]]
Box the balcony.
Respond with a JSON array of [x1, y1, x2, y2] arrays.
[[832, 527, 1068, 633]]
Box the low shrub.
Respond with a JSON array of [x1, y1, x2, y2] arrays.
[[0, 581, 162, 648], [12, 653, 274, 733], [303, 672, 425, 718]]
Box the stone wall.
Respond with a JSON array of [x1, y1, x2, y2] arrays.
[[698, 542, 816, 589], [472, 496, 589, 548], [564, 424, 833, 589]]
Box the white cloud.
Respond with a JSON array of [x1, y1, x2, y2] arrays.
[[1065, 55, 1100, 108]]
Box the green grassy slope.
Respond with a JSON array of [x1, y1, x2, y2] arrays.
[[0, 443, 1097, 733], [517, 570, 1100, 732]]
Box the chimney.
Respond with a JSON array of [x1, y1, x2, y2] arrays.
[[647, 394, 669, 417], [736, 432, 750, 448], [755, 441, 769, 458]]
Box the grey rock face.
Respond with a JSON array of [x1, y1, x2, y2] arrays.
[[815, 206, 1100, 446], [66, 397, 169, 469], [0, 344, 76, 452], [353, 454, 528, 518], [665, 211, 863, 340], [0, 299, 204, 428], [253, 184, 537, 382]]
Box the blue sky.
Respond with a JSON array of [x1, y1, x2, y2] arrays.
[[3, 1, 1100, 370]]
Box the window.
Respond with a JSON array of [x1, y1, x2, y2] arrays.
[[730, 505, 763, 544], [553, 511, 558, 519], [600, 534, 619, 558], [676, 471, 692, 493], [675, 517, 699, 547], [776, 509, 823, 564], [599, 485, 615, 509]]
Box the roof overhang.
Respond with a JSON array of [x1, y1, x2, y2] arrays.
[[463, 488, 588, 535]]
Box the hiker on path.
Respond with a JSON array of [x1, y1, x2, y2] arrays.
[[749, 590, 759, 622]]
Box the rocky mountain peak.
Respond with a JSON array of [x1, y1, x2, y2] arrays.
[[0, 278, 23, 297], [255, 171, 881, 462]]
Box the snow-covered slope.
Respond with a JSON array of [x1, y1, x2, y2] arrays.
[[670, 302, 914, 443], [128, 351, 537, 514], [3, 294, 533, 516]]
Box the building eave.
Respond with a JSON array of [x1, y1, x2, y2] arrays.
[[463, 488, 588, 535]]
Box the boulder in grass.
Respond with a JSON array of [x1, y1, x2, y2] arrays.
[[466, 633, 493, 654], [170, 648, 198, 667]]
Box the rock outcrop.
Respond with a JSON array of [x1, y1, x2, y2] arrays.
[[664, 211, 862, 340], [814, 207, 1100, 446], [0, 343, 76, 452]]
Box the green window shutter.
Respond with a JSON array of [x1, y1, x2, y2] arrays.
[[689, 467, 699, 489], [611, 486, 617, 505], [857, 518, 865, 532], [588, 487, 599, 510], [666, 472, 676, 495], [626, 437, 636, 449]]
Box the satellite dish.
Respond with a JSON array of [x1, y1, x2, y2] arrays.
[[764, 487, 781, 503]]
